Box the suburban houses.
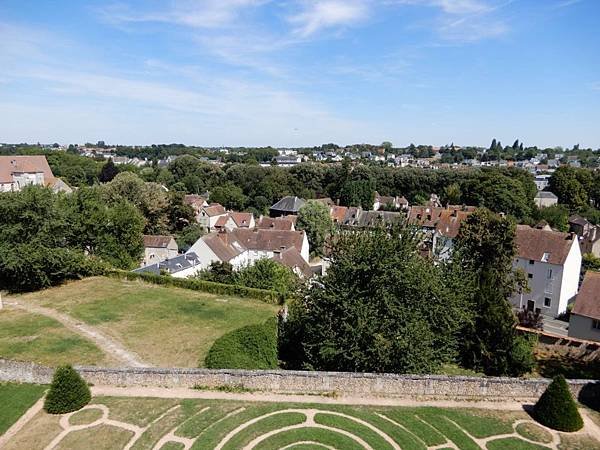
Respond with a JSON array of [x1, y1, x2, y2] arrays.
[[187, 228, 311, 278], [511, 225, 581, 318]]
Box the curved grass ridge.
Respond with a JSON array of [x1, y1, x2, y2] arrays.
[[7, 395, 586, 449]]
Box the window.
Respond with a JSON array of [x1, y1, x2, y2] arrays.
[[542, 252, 551, 263], [528, 273, 533, 279], [593, 319, 600, 330], [544, 297, 551, 307], [547, 268, 553, 279], [529, 259, 535, 265]]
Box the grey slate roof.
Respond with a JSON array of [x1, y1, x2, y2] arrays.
[[270, 196, 305, 213], [134, 252, 201, 275], [535, 191, 558, 199]]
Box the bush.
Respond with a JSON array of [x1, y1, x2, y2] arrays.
[[534, 375, 583, 432], [108, 270, 283, 304], [44, 365, 91, 414], [507, 334, 537, 376], [204, 318, 278, 370]]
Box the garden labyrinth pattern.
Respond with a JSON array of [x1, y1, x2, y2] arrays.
[[38, 401, 574, 450]]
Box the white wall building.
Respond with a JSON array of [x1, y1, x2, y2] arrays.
[[568, 271, 600, 342], [511, 225, 581, 318]]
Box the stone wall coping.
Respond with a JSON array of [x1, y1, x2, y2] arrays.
[[0, 359, 592, 386]]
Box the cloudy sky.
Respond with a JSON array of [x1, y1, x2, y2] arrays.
[[1, 0, 599, 147]]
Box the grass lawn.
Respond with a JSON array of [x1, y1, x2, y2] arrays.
[[9, 277, 278, 367], [6, 394, 600, 450], [0, 383, 47, 435], [0, 309, 112, 367]]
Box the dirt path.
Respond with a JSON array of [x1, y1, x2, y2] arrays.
[[91, 385, 535, 409], [5, 299, 150, 368]]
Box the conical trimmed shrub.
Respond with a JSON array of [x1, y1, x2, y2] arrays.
[[534, 375, 583, 432], [44, 365, 91, 414]]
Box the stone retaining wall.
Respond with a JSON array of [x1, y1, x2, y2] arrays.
[[1, 359, 596, 401]]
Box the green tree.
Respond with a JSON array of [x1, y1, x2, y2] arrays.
[[443, 183, 461, 205], [454, 208, 532, 376], [98, 158, 119, 183], [281, 224, 472, 373], [534, 375, 583, 431], [534, 204, 569, 231], [210, 183, 247, 211], [297, 200, 333, 256], [236, 258, 299, 297], [44, 365, 91, 414], [176, 224, 206, 252], [549, 166, 588, 211]]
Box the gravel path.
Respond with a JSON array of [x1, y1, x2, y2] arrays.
[[5, 299, 150, 368]]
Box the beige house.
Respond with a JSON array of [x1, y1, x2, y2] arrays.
[[141, 235, 178, 267], [183, 194, 209, 222], [534, 191, 558, 208], [198, 203, 227, 231], [0, 155, 72, 193]]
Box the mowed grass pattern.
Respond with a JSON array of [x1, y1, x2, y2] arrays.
[[8, 395, 600, 449], [10, 277, 278, 367]]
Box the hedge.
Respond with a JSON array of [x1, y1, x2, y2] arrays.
[[107, 270, 283, 304], [534, 375, 583, 432], [204, 317, 279, 370], [44, 365, 91, 414]]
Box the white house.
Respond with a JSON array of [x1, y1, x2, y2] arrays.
[[0, 155, 71, 193], [511, 225, 581, 318], [534, 191, 558, 208], [213, 212, 255, 231], [569, 271, 600, 341], [197, 203, 227, 231], [187, 228, 311, 277], [141, 235, 178, 267]]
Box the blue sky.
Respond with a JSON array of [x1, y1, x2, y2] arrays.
[[1, 0, 599, 148]]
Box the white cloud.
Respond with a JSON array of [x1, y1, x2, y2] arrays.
[[289, 1, 370, 37], [99, 0, 268, 28]]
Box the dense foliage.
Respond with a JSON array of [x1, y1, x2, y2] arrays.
[[297, 200, 333, 256], [280, 223, 473, 373], [44, 365, 91, 414], [110, 270, 283, 303], [0, 186, 145, 291], [204, 318, 278, 369], [534, 375, 583, 432], [454, 209, 534, 376], [197, 259, 300, 298]]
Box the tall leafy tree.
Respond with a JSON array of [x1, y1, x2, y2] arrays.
[[297, 200, 333, 256], [454, 208, 534, 376], [98, 158, 119, 183], [549, 166, 588, 211], [281, 224, 472, 373]]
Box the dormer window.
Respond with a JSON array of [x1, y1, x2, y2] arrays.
[[541, 252, 550, 263]]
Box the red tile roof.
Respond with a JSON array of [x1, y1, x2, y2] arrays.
[[408, 206, 474, 238], [143, 235, 175, 248], [515, 225, 577, 265], [572, 271, 600, 320], [0, 155, 55, 185], [230, 212, 253, 227], [203, 203, 226, 217], [257, 216, 295, 231]]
